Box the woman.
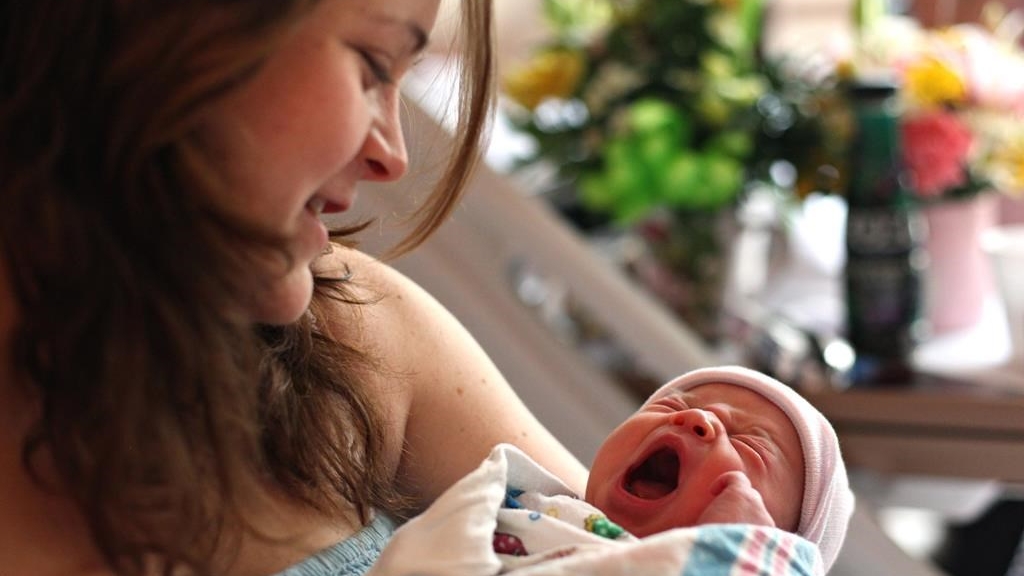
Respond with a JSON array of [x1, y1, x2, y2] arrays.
[[0, 1, 586, 575]]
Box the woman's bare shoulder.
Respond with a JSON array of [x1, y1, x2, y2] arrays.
[[312, 243, 442, 341], [312, 243, 392, 290], [314, 243, 588, 505]]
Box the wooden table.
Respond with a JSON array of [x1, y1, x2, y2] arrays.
[[804, 372, 1024, 482]]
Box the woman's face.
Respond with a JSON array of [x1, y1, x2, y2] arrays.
[[586, 383, 805, 535], [200, 0, 440, 324]]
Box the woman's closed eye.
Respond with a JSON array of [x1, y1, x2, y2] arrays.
[[353, 46, 395, 87]]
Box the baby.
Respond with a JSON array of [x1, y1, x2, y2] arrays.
[[500, 365, 854, 571], [372, 366, 855, 575]]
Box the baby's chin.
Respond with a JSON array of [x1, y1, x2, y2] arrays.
[[587, 483, 700, 539], [605, 508, 694, 539]]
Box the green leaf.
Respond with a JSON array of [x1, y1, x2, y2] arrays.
[[542, 0, 613, 36], [662, 153, 702, 204], [737, 0, 765, 63], [852, 0, 888, 33], [706, 131, 753, 158], [629, 98, 683, 134], [700, 153, 744, 208], [579, 173, 614, 211]]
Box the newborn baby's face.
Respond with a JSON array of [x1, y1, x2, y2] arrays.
[[586, 383, 805, 536]]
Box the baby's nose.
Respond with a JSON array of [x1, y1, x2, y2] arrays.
[[670, 409, 716, 441]]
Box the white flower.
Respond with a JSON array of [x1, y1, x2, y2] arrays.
[[583, 61, 647, 115]]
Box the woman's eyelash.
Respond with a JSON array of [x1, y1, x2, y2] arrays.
[[356, 48, 394, 84]]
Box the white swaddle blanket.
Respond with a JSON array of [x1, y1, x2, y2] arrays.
[[368, 444, 823, 576]]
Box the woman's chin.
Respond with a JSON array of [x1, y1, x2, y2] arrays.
[[255, 303, 310, 326], [248, 268, 315, 326]]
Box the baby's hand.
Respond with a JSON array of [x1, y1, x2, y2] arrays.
[[696, 471, 775, 527]]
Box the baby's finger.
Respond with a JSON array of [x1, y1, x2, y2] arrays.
[[709, 470, 752, 496]]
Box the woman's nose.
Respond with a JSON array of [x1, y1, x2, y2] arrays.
[[361, 93, 409, 181], [670, 409, 717, 441]]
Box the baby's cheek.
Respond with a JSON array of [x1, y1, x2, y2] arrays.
[[766, 480, 802, 532]]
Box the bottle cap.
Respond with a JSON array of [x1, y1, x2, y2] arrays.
[[845, 77, 898, 100]]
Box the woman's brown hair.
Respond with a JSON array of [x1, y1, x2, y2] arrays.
[[0, 1, 493, 574]]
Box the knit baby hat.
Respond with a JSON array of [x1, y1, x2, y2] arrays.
[[644, 365, 855, 571]]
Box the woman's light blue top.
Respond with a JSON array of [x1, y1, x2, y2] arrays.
[[273, 513, 397, 576]]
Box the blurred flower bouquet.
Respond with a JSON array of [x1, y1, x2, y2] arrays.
[[501, 0, 769, 342], [503, 0, 768, 224], [794, 2, 1024, 334], [836, 3, 1024, 202]]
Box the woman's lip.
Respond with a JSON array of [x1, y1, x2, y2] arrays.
[[322, 200, 348, 214], [297, 201, 330, 249], [304, 208, 329, 250], [305, 189, 355, 217], [321, 190, 356, 214]]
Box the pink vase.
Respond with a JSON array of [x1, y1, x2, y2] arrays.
[[923, 194, 998, 335], [998, 193, 1024, 225]]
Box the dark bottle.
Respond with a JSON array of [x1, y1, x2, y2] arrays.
[[842, 80, 927, 385]]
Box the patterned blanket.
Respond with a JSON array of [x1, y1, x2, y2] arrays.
[[368, 444, 822, 576]]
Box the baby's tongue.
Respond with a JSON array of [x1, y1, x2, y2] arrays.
[[627, 448, 679, 499], [630, 478, 675, 499]]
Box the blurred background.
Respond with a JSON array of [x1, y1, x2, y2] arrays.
[[354, 1, 1024, 574]]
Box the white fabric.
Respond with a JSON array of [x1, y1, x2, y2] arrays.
[[644, 365, 855, 571], [368, 444, 823, 576]]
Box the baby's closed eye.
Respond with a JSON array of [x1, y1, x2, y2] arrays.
[[648, 396, 690, 412], [732, 434, 771, 467]]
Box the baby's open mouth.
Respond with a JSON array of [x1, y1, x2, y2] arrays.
[[625, 447, 679, 499]]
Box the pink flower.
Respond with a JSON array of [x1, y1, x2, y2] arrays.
[[955, 25, 1024, 113], [901, 111, 974, 198]]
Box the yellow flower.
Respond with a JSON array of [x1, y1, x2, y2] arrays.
[[835, 59, 857, 81], [904, 56, 968, 108], [972, 112, 1024, 192], [992, 136, 1024, 191], [503, 49, 585, 110]]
